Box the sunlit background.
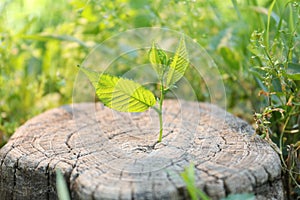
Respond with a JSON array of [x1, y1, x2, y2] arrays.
[[1, 0, 299, 197]]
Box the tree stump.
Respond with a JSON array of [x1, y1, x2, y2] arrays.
[[0, 100, 283, 200]]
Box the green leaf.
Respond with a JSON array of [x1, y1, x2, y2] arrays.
[[96, 74, 156, 112], [77, 65, 100, 88], [56, 169, 71, 200], [287, 63, 300, 80], [77, 66, 156, 112], [166, 35, 189, 88], [148, 42, 168, 78]]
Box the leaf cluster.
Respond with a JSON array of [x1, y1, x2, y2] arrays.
[[79, 37, 189, 142], [79, 36, 188, 113]]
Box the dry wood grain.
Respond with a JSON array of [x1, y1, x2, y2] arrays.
[[0, 100, 283, 200]]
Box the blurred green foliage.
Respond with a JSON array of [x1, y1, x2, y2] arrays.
[[0, 0, 299, 198]]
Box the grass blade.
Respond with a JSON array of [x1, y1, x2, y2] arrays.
[[56, 169, 71, 200], [266, 0, 276, 50]]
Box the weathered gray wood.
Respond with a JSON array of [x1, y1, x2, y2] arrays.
[[0, 100, 283, 200]]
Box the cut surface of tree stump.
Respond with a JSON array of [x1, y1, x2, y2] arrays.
[[0, 100, 283, 200]]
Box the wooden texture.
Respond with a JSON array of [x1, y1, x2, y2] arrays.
[[0, 100, 283, 200]]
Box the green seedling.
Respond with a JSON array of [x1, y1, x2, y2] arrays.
[[78, 36, 189, 142]]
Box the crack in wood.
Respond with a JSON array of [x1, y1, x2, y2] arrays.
[[12, 158, 18, 200]]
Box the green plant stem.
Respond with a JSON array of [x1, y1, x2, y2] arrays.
[[279, 107, 300, 190], [280, 113, 290, 169], [158, 81, 165, 142]]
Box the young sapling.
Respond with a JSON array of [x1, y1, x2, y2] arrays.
[[78, 36, 189, 142]]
